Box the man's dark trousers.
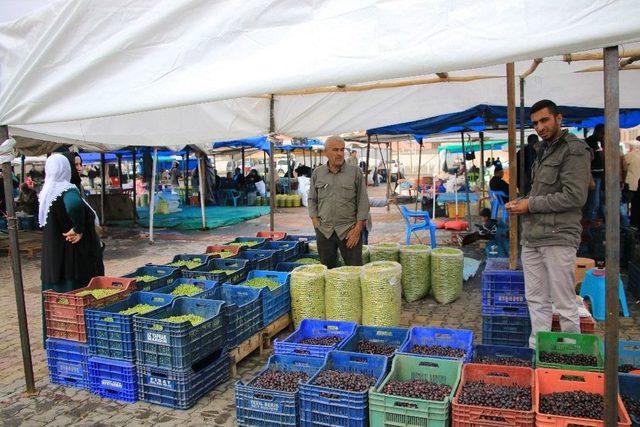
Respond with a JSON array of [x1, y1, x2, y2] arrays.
[[315, 230, 363, 268]]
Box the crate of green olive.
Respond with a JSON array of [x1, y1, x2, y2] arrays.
[[154, 279, 220, 298], [85, 292, 175, 361], [122, 265, 181, 291], [361, 261, 402, 327], [163, 254, 213, 271], [133, 297, 226, 369], [224, 237, 267, 249], [290, 264, 328, 328], [236, 270, 291, 326], [182, 258, 249, 284]]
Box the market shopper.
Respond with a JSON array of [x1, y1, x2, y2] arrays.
[[584, 124, 605, 219], [625, 137, 640, 226], [506, 99, 591, 348], [308, 135, 370, 268]]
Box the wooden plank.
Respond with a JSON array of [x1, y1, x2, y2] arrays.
[[262, 313, 292, 349]]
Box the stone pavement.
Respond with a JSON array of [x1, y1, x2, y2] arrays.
[[1, 199, 639, 426]]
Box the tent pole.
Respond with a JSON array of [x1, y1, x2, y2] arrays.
[[132, 148, 137, 226], [0, 127, 36, 395], [20, 155, 25, 183], [603, 45, 620, 427], [303, 148, 306, 166], [241, 147, 245, 175], [286, 151, 291, 194], [100, 153, 106, 226], [519, 77, 526, 195], [460, 132, 473, 225], [198, 154, 207, 230], [185, 147, 190, 203], [414, 139, 423, 213], [479, 132, 485, 193], [269, 94, 276, 232], [149, 148, 158, 244], [386, 142, 391, 211], [365, 135, 371, 184], [117, 154, 123, 189], [263, 151, 267, 175], [506, 62, 518, 270], [396, 141, 401, 185]]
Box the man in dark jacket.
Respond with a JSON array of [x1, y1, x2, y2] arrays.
[[506, 99, 591, 348]]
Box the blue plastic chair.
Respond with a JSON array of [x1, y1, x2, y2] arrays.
[[399, 205, 437, 248], [488, 190, 509, 222], [579, 268, 630, 321]]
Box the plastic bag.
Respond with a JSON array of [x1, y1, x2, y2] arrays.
[[361, 261, 402, 326], [431, 247, 464, 304], [325, 266, 362, 323], [399, 244, 431, 302], [290, 264, 327, 327], [369, 242, 400, 263]]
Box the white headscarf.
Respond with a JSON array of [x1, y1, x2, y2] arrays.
[[38, 153, 78, 227]]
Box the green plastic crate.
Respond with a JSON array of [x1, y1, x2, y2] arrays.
[[368, 354, 462, 427], [535, 331, 604, 372]]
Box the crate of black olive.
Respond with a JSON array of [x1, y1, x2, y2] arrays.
[[337, 325, 409, 358], [369, 355, 462, 427], [472, 344, 535, 368], [397, 327, 474, 363], [619, 340, 640, 376], [452, 363, 535, 427], [534, 368, 631, 427], [235, 354, 325, 426], [274, 319, 357, 359], [181, 258, 249, 284], [619, 373, 640, 426], [535, 331, 604, 372], [299, 350, 389, 427]]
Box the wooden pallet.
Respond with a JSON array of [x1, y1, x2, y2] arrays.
[[0, 237, 42, 259], [228, 313, 291, 377]]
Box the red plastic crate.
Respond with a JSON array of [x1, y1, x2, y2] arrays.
[[551, 315, 596, 334], [452, 363, 535, 427], [204, 245, 241, 257], [256, 231, 287, 241], [44, 277, 136, 342], [534, 369, 631, 427]]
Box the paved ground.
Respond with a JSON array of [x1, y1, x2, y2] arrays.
[[1, 185, 639, 426]]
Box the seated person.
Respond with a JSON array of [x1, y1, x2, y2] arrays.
[[457, 208, 497, 245], [489, 164, 509, 203], [16, 183, 38, 215]]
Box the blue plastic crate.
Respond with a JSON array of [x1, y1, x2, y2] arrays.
[[274, 319, 357, 358], [398, 326, 474, 362], [472, 344, 535, 367], [481, 268, 528, 316], [230, 250, 274, 270], [153, 278, 220, 298], [46, 338, 90, 389], [162, 254, 213, 271], [134, 297, 226, 369], [619, 373, 640, 426], [620, 340, 640, 371], [88, 356, 137, 402], [275, 262, 306, 272], [181, 258, 248, 284], [225, 237, 268, 249], [481, 315, 531, 348], [85, 292, 175, 361], [338, 325, 409, 357], [121, 266, 180, 292], [236, 354, 325, 427], [239, 270, 291, 327], [263, 241, 301, 261], [299, 351, 388, 427], [138, 348, 230, 410], [284, 234, 316, 255]]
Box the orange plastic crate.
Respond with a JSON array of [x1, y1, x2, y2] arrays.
[[452, 363, 535, 427], [534, 369, 631, 427], [44, 276, 136, 342], [256, 231, 287, 241], [204, 245, 240, 256]]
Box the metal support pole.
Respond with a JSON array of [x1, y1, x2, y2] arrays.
[[460, 132, 473, 225], [386, 142, 391, 211], [20, 155, 25, 183], [414, 140, 423, 212], [149, 148, 158, 243], [263, 151, 267, 175], [198, 154, 207, 230], [506, 63, 518, 270], [0, 127, 36, 394], [603, 45, 620, 427], [100, 153, 106, 226], [479, 132, 485, 192], [269, 94, 276, 232], [519, 77, 526, 196], [241, 147, 245, 176], [184, 147, 190, 203], [131, 148, 137, 225], [396, 141, 401, 184], [365, 135, 371, 183], [117, 154, 123, 188]]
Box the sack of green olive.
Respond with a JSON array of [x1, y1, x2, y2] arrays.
[[369, 242, 400, 263], [362, 245, 370, 264], [325, 266, 362, 323], [430, 247, 464, 304], [360, 261, 402, 326], [290, 264, 327, 327], [399, 244, 431, 302]]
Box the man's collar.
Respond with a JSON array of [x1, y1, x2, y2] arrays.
[[326, 161, 344, 174], [546, 128, 568, 146]]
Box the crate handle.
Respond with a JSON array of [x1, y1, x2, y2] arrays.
[[319, 392, 341, 400], [560, 374, 586, 382], [418, 361, 439, 368], [501, 307, 520, 313], [622, 344, 640, 351], [326, 325, 339, 331], [253, 392, 275, 401], [56, 297, 70, 305], [487, 371, 510, 378], [149, 370, 169, 379], [293, 349, 310, 355], [556, 337, 577, 345], [349, 356, 367, 364], [376, 331, 393, 337], [151, 324, 164, 331], [435, 333, 452, 339], [151, 297, 166, 303], [101, 316, 115, 323], [394, 401, 417, 408], [111, 281, 125, 288], [477, 414, 506, 423]]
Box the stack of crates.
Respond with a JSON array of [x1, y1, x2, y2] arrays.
[[481, 258, 530, 347], [133, 297, 229, 409], [85, 291, 176, 402], [44, 277, 137, 391]]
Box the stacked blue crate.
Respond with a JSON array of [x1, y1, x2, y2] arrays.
[[481, 258, 530, 347], [46, 338, 91, 390]]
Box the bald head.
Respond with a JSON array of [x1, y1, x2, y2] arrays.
[[324, 135, 346, 170]]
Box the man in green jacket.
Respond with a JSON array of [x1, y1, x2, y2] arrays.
[[506, 99, 591, 348]]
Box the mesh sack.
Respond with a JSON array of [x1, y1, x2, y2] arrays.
[[308, 241, 318, 254], [430, 247, 464, 304], [399, 244, 431, 302], [369, 242, 400, 263], [325, 266, 362, 323], [362, 245, 370, 264], [361, 261, 402, 326], [290, 264, 327, 327]]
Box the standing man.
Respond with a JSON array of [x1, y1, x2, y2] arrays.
[[584, 124, 604, 219], [308, 136, 370, 268], [346, 149, 359, 167], [625, 137, 640, 226], [506, 100, 591, 348]]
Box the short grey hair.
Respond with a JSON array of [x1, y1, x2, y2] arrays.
[[324, 135, 345, 147]]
